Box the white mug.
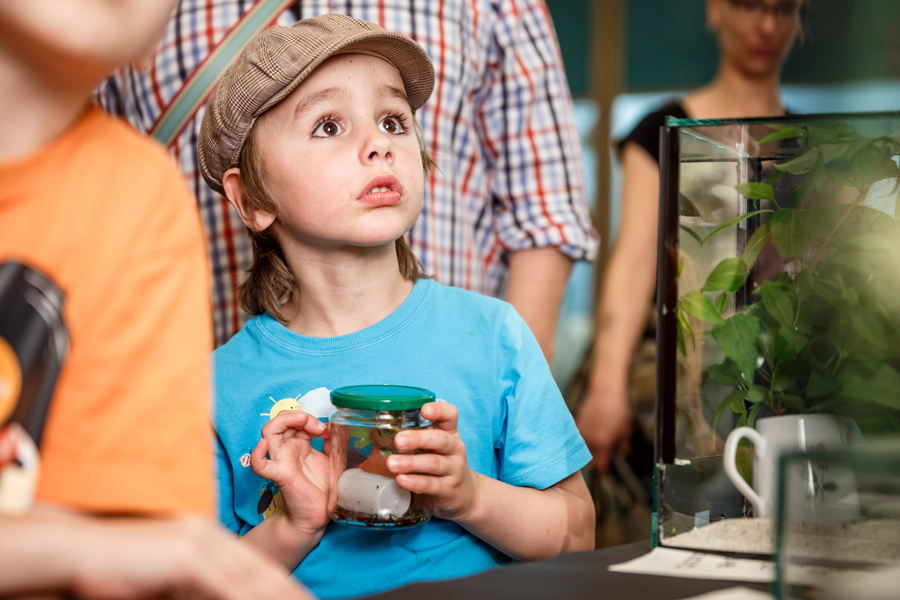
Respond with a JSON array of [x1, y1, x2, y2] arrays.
[[723, 414, 848, 519]]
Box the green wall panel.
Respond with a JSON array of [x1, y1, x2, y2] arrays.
[[546, 0, 592, 97]]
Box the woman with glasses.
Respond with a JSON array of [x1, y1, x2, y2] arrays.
[[576, 0, 804, 474]]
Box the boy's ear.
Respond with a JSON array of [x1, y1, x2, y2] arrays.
[[222, 167, 276, 232]]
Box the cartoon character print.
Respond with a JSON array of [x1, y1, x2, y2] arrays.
[[255, 387, 334, 520]]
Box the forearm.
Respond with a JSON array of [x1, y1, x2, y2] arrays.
[[590, 246, 657, 386], [455, 472, 594, 562], [0, 511, 84, 595], [240, 510, 324, 572], [505, 247, 574, 364]]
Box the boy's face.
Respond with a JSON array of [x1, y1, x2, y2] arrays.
[[255, 53, 425, 252]]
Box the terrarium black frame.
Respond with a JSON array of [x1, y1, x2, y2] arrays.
[[652, 111, 900, 549]]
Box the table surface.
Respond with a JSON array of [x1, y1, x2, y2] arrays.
[[363, 541, 771, 600]]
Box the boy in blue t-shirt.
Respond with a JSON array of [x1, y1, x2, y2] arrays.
[[199, 14, 595, 599]]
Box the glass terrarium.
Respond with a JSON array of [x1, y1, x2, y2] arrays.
[[652, 112, 900, 553], [775, 445, 900, 600]]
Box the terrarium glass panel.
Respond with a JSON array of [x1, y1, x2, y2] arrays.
[[775, 446, 900, 600], [653, 112, 900, 550]]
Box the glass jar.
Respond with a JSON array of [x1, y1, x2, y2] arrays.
[[328, 385, 434, 529]]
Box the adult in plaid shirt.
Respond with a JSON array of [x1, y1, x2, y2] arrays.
[[98, 0, 597, 358]]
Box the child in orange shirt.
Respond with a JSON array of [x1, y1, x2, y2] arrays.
[[0, 2, 310, 598]]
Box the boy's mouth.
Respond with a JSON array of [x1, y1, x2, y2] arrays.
[[359, 174, 402, 206]]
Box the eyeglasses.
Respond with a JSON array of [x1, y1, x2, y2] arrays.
[[725, 0, 802, 21]]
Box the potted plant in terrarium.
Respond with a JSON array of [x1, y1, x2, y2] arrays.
[[676, 121, 900, 517]]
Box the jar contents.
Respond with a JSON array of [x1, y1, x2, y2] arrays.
[[336, 469, 410, 519]]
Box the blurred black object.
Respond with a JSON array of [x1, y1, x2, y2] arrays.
[[0, 261, 68, 446]]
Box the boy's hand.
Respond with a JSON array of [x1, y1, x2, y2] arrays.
[[386, 402, 478, 521], [250, 411, 332, 536]]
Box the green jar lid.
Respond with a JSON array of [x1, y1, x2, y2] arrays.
[[331, 385, 435, 411]]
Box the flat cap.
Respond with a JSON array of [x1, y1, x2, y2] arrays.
[[199, 14, 435, 195]]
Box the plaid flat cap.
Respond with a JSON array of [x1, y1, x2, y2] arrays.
[[199, 13, 435, 195]]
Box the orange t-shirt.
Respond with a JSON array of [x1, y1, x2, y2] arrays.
[[0, 107, 213, 516]]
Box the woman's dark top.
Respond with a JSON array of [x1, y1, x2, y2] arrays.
[[618, 101, 688, 165]]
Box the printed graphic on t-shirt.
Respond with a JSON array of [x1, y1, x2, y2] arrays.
[[256, 387, 335, 519], [0, 336, 21, 424], [0, 261, 68, 515]]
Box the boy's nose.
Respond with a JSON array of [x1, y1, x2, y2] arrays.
[[360, 128, 394, 164]]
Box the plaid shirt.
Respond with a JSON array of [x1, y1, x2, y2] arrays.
[[97, 0, 598, 347]]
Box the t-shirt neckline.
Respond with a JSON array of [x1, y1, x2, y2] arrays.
[[253, 278, 433, 356]]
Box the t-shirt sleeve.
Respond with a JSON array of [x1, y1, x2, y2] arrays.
[[495, 307, 591, 489], [617, 101, 688, 164], [480, 0, 598, 262]]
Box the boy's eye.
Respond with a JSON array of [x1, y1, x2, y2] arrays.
[[379, 117, 405, 135], [313, 119, 342, 137]]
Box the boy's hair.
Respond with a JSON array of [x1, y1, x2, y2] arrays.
[[236, 114, 434, 323]]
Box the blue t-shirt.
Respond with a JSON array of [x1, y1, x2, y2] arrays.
[[214, 279, 591, 599]]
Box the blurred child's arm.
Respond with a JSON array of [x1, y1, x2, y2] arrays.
[[388, 402, 595, 561], [239, 410, 332, 571], [0, 509, 313, 599]]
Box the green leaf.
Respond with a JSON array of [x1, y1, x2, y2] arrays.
[[776, 325, 807, 362], [775, 147, 821, 175], [680, 291, 725, 325], [746, 402, 764, 429], [756, 126, 805, 145], [715, 292, 728, 315], [712, 389, 747, 437], [701, 210, 774, 245], [819, 142, 849, 164], [677, 257, 684, 279], [834, 363, 900, 411], [764, 168, 786, 186], [850, 312, 888, 350], [807, 123, 849, 146], [770, 209, 810, 259], [773, 371, 798, 392], [710, 313, 761, 381], [807, 369, 839, 398], [747, 385, 768, 404], [676, 317, 687, 358], [854, 147, 883, 185], [761, 284, 795, 326], [778, 394, 806, 413], [676, 304, 695, 356], [735, 182, 776, 202], [680, 224, 703, 246], [708, 361, 741, 386], [742, 223, 771, 269], [680, 193, 703, 217], [812, 153, 827, 191], [703, 258, 750, 293], [730, 397, 748, 414]]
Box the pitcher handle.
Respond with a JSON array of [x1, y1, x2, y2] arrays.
[[723, 426, 766, 515]]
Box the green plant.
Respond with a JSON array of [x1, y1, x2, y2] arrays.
[[677, 122, 900, 438]]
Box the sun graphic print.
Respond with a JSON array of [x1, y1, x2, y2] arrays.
[[255, 387, 335, 519]]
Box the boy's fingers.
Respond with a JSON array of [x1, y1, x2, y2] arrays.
[[261, 410, 327, 440], [394, 429, 456, 454], [420, 402, 458, 432], [395, 473, 442, 496], [249, 438, 271, 477], [387, 453, 453, 477]]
